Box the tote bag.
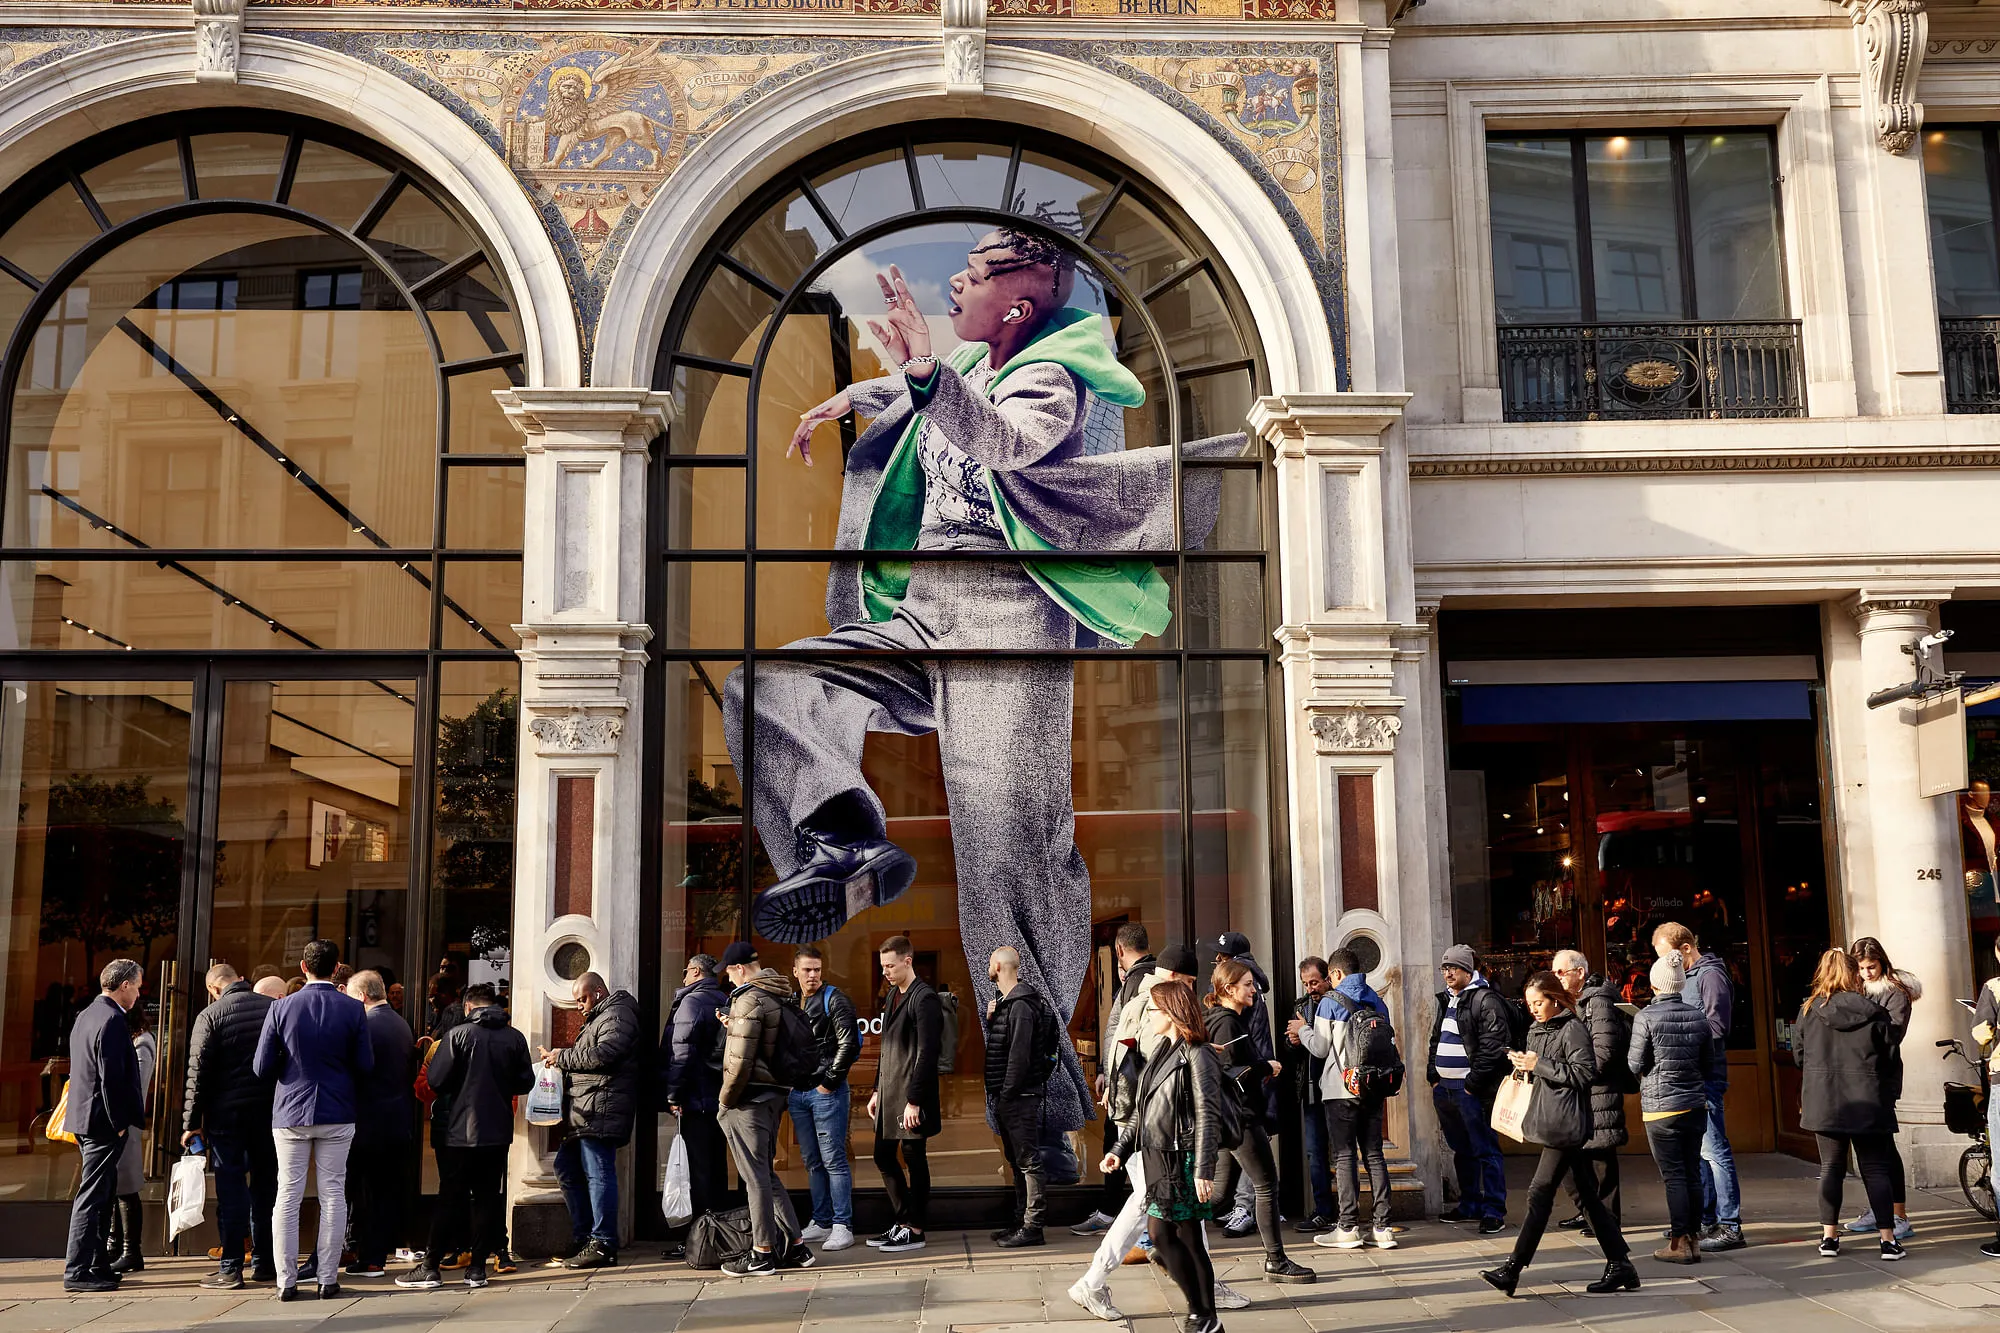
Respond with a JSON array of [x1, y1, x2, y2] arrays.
[[1489, 1072, 1534, 1141], [166, 1152, 207, 1239], [525, 1065, 564, 1126], [44, 1081, 76, 1145]]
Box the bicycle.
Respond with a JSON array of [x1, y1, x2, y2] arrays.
[[1940, 1037, 1995, 1220]]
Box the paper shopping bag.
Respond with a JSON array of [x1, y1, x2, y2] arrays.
[[1489, 1072, 1534, 1141]]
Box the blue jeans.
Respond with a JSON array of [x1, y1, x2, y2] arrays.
[[207, 1130, 277, 1273], [789, 1085, 853, 1227], [1433, 1082, 1506, 1221], [553, 1134, 620, 1247], [1698, 1077, 1741, 1227], [1299, 1098, 1335, 1220]]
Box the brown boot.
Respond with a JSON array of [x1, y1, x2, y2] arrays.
[[1652, 1234, 1700, 1265]]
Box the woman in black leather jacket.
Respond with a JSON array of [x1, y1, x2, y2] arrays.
[[1203, 960, 1314, 1284], [1480, 973, 1638, 1298], [1103, 980, 1227, 1333]]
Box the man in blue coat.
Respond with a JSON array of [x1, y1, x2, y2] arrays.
[[253, 940, 373, 1300], [63, 959, 145, 1292], [659, 954, 728, 1258]]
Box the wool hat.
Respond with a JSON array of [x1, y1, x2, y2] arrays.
[[1650, 955, 1686, 995], [1441, 943, 1477, 973], [720, 941, 758, 968], [1157, 944, 1200, 979]]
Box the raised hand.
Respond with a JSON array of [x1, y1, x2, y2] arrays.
[[866, 264, 930, 368], [788, 389, 851, 468]]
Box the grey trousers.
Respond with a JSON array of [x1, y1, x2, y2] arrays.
[[724, 558, 1094, 1132], [720, 1092, 799, 1254], [272, 1123, 353, 1292]]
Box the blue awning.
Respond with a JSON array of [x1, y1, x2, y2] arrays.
[[1459, 681, 1812, 726]]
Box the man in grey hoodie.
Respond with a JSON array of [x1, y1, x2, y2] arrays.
[[1654, 922, 1743, 1252]]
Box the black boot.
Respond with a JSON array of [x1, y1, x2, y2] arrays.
[[1478, 1259, 1522, 1297], [108, 1195, 144, 1273], [1584, 1259, 1639, 1294]]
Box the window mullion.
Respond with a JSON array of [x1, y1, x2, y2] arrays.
[[1572, 136, 1597, 324], [1671, 132, 1698, 322]]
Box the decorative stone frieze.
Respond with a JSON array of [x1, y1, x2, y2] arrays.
[[526, 708, 626, 755], [192, 0, 245, 82], [1849, 0, 1928, 154], [1310, 703, 1403, 754], [1411, 448, 2000, 477]]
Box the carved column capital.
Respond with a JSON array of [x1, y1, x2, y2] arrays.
[[1310, 702, 1403, 755], [191, 0, 246, 83], [942, 0, 987, 94], [495, 387, 671, 454], [1846, 587, 1951, 633], [1849, 0, 1928, 154]]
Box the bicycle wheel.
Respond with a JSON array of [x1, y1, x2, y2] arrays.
[[1962, 1143, 1996, 1221]]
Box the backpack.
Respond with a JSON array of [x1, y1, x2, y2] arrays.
[[1027, 994, 1062, 1088], [1596, 995, 1640, 1095], [1473, 986, 1530, 1050], [766, 998, 823, 1091], [937, 991, 960, 1074], [1329, 993, 1405, 1099], [684, 1207, 752, 1269]]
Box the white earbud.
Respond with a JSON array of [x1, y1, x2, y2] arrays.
[[1004, 306, 1026, 323]]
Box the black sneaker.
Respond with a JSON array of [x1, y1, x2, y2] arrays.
[[201, 1267, 246, 1291], [464, 1265, 489, 1288], [564, 1240, 615, 1270], [720, 1250, 778, 1278], [1700, 1224, 1746, 1253], [1880, 1239, 1905, 1262], [316, 1284, 341, 1300], [343, 1262, 386, 1278], [1982, 1238, 2000, 1258], [1818, 1236, 1840, 1258], [1296, 1214, 1333, 1235], [1439, 1208, 1473, 1223], [62, 1278, 118, 1294], [995, 1227, 1045, 1249], [1557, 1215, 1587, 1231], [250, 1264, 277, 1283], [1478, 1217, 1506, 1235], [879, 1226, 927, 1253], [778, 1243, 816, 1270], [751, 829, 917, 944], [395, 1266, 444, 1289], [866, 1228, 900, 1247]]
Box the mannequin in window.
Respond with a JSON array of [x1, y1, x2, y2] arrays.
[[722, 227, 1234, 1135]]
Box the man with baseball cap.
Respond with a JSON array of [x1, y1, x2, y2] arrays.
[[1427, 944, 1511, 1233], [715, 943, 811, 1277]]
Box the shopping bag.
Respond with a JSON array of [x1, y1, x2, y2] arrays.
[[44, 1081, 76, 1145], [662, 1136, 693, 1224], [1489, 1072, 1534, 1141], [166, 1152, 207, 1239], [526, 1064, 564, 1126]]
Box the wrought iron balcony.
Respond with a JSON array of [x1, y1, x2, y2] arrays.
[[1942, 318, 2000, 413], [1496, 320, 1805, 423]]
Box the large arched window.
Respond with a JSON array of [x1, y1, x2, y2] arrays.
[[0, 114, 526, 1206], [649, 125, 1279, 1192]]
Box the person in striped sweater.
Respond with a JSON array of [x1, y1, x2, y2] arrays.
[[1426, 944, 1513, 1234]]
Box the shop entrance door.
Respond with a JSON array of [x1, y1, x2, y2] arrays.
[[0, 658, 422, 1252]]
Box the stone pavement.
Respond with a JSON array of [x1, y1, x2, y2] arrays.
[[12, 1156, 2000, 1333]]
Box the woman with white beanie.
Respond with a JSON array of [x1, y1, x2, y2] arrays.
[[1627, 954, 1718, 1264]]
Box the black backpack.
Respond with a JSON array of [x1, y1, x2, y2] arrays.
[[1329, 993, 1406, 1099], [937, 991, 960, 1074], [684, 1207, 752, 1269], [1028, 995, 1062, 1088], [767, 998, 823, 1091], [1473, 987, 1531, 1050], [1594, 994, 1640, 1095]]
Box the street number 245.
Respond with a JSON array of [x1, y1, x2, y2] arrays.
[[1918, 867, 1943, 880]]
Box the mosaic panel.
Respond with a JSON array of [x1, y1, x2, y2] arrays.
[[0, 27, 141, 87]]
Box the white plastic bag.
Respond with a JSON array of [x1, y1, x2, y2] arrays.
[[662, 1135, 693, 1224], [526, 1065, 564, 1127], [166, 1152, 207, 1240]]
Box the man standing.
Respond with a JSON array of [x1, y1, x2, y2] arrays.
[[1288, 957, 1335, 1232], [1073, 923, 1154, 1237], [868, 936, 942, 1256], [1653, 922, 1743, 1252], [63, 960, 145, 1293], [661, 954, 728, 1259], [395, 983, 533, 1290], [540, 972, 641, 1270], [1426, 944, 1509, 1235], [986, 946, 1056, 1248], [344, 970, 415, 1278], [1299, 949, 1396, 1250], [716, 943, 811, 1278], [791, 946, 859, 1253], [182, 963, 278, 1289], [1552, 950, 1630, 1236], [1212, 932, 1282, 1238], [253, 939, 374, 1301]]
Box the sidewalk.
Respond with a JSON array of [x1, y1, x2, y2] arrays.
[[10, 1156, 2000, 1333]]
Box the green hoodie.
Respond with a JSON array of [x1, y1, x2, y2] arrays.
[[857, 308, 1168, 646]]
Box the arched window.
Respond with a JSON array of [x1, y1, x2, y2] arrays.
[[649, 125, 1279, 1189]]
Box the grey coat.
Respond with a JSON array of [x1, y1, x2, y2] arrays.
[[1627, 993, 1716, 1116]]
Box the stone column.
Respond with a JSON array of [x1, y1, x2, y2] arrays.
[[1249, 392, 1438, 1217], [495, 388, 669, 1251], [1823, 589, 1969, 1186]]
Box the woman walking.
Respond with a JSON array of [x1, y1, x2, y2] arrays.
[[1796, 948, 1902, 1260], [1846, 937, 1920, 1240], [104, 1001, 156, 1274], [1102, 980, 1226, 1333], [1203, 960, 1314, 1284], [1627, 955, 1717, 1263], [1479, 972, 1637, 1298]]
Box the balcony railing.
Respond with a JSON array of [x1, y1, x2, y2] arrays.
[[1496, 320, 1805, 423], [1942, 318, 2000, 413]]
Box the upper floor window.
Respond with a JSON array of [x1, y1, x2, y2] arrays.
[[1487, 131, 1801, 421], [1923, 127, 2000, 413]]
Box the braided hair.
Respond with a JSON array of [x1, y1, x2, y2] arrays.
[[972, 228, 1076, 309]]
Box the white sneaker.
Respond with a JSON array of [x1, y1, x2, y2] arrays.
[[1313, 1226, 1364, 1250], [821, 1225, 855, 1252], [1214, 1282, 1251, 1310], [1067, 1279, 1123, 1321], [799, 1222, 831, 1243], [1370, 1227, 1398, 1250], [1070, 1210, 1117, 1236]]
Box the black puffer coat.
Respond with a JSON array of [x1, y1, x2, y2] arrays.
[[1110, 1037, 1224, 1188], [984, 982, 1053, 1101], [554, 989, 643, 1145], [1797, 990, 1898, 1136], [1575, 976, 1630, 1150], [1520, 1010, 1597, 1150], [1627, 992, 1715, 1115], [427, 1004, 535, 1148], [182, 980, 275, 1138]]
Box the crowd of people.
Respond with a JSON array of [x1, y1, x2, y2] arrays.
[[47, 920, 1982, 1329]]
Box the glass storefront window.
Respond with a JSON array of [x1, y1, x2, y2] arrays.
[[1925, 129, 2000, 319]]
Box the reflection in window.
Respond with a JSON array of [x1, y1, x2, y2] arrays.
[[142, 276, 240, 378], [298, 268, 363, 379]]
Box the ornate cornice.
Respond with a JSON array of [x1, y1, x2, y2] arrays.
[[1410, 448, 2000, 478], [1845, 588, 1953, 624], [1849, 0, 1928, 154], [1310, 702, 1402, 755]]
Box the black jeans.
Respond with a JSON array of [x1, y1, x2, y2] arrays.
[[996, 1096, 1047, 1229], [1148, 1215, 1215, 1322], [207, 1129, 278, 1273], [1645, 1112, 1705, 1238], [1096, 1114, 1129, 1214], [873, 1138, 930, 1232], [678, 1108, 733, 1220], [1885, 1134, 1907, 1208], [1816, 1132, 1896, 1228], [1511, 1145, 1629, 1269], [1212, 1121, 1287, 1260], [64, 1131, 124, 1282], [1324, 1098, 1391, 1231], [1562, 1147, 1622, 1224], [426, 1144, 508, 1269], [348, 1137, 412, 1267]]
